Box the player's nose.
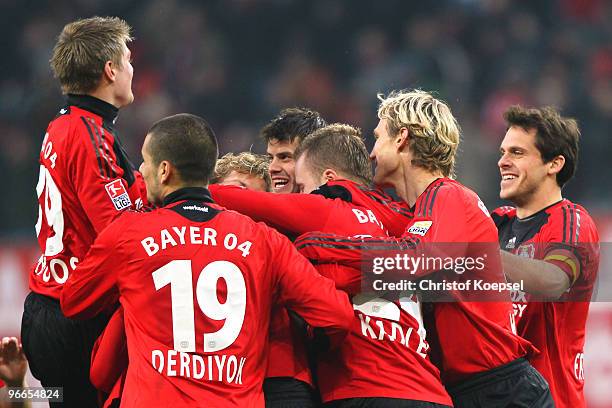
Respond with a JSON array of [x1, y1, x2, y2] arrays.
[[498, 153, 511, 170], [269, 157, 282, 173]]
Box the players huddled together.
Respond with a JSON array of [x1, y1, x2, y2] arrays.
[[0, 16, 600, 408]]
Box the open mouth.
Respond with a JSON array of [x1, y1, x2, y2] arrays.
[[272, 178, 289, 191], [500, 174, 518, 189]]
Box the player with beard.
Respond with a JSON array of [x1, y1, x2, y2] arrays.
[[492, 106, 600, 408]]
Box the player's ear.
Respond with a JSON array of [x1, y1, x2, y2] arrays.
[[102, 60, 117, 84], [396, 127, 409, 152], [322, 168, 338, 181], [548, 155, 565, 176], [158, 160, 172, 184]]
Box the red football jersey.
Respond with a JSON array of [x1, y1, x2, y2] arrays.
[[31, 95, 147, 300], [60, 188, 354, 408], [493, 200, 600, 408], [90, 307, 127, 393], [211, 181, 409, 386], [296, 178, 536, 384], [210, 181, 451, 404]]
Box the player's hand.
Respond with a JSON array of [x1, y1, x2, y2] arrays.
[[0, 337, 28, 387]]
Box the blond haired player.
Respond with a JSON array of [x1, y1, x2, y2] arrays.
[[213, 152, 271, 192]]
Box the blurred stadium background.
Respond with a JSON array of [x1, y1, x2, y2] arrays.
[[0, 0, 610, 406]]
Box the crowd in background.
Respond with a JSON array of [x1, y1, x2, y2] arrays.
[[1, 0, 611, 236]]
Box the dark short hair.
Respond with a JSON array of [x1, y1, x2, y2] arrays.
[[260, 107, 327, 144], [147, 113, 218, 184], [504, 106, 580, 187], [294, 123, 372, 185]]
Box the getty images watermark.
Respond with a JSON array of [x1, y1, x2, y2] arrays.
[[370, 251, 523, 294], [360, 243, 525, 302], [355, 241, 607, 302]]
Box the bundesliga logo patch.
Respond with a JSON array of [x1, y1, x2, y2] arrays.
[[105, 179, 132, 211], [407, 220, 433, 236]]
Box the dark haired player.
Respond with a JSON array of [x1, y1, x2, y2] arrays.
[[257, 107, 328, 407], [493, 106, 600, 408], [262, 107, 326, 194], [60, 113, 354, 407]]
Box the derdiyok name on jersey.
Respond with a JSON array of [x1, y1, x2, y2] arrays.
[[141, 225, 253, 258], [152, 350, 247, 385]]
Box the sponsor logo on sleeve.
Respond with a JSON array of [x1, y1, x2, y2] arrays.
[[105, 179, 132, 211], [407, 220, 433, 237]]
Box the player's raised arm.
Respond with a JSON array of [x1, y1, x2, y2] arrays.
[[210, 184, 333, 235]]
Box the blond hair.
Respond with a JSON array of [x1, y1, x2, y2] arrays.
[[50, 16, 133, 94], [377, 90, 460, 177], [295, 123, 372, 185], [213, 152, 272, 191]]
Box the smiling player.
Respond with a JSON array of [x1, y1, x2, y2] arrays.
[[262, 108, 326, 194], [493, 105, 600, 408]]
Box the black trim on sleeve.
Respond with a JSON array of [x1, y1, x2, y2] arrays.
[[87, 118, 114, 180], [81, 116, 108, 179], [427, 182, 444, 217], [575, 207, 581, 243], [357, 186, 412, 217], [568, 205, 575, 244], [420, 187, 433, 217]]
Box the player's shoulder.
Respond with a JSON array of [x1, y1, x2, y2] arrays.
[[47, 105, 104, 144], [94, 209, 142, 244], [545, 199, 599, 242], [491, 205, 517, 225], [492, 205, 517, 217], [428, 177, 471, 200], [313, 180, 355, 202], [46, 105, 75, 137], [417, 178, 478, 215]]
